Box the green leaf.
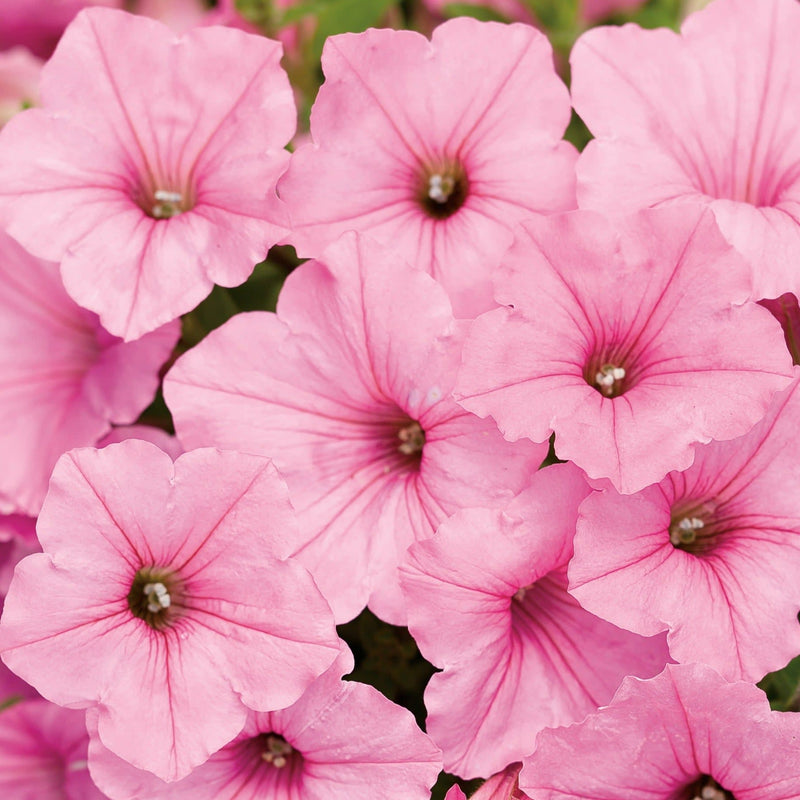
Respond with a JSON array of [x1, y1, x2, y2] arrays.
[[522, 0, 579, 30], [441, 2, 510, 22], [279, 0, 330, 25], [758, 654, 800, 711], [310, 0, 398, 59], [181, 285, 240, 349]]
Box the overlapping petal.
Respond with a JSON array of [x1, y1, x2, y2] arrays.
[[401, 464, 668, 778], [456, 207, 793, 493], [0, 442, 340, 781], [279, 18, 576, 317], [0, 8, 295, 339], [573, 0, 800, 300], [569, 371, 800, 681], [165, 233, 545, 624]]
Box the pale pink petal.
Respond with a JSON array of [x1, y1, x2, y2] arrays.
[[456, 207, 793, 493], [0, 9, 294, 339], [166, 233, 545, 624], [521, 663, 800, 799], [0, 442, 340, 781], [0, 699, 104, 799], [279, 19, 576, 317], [573, 0, 800, 300], [401, 464, 668, 778], [570, 373, 800, 681], [0, 230, 178, 515]]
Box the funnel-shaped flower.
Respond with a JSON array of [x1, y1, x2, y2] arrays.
[[165, 232, 546, 624], [456, 207, 793, 493], [401, 464, 669, 778], [569, 372, 800, 682], [87, 650, 442, 799], [278, 18, 576, 317], [573, 0, 800, 301], [0, 8, 295, 340], [0, 442, 341, 781], [520, 663, 800, 799]]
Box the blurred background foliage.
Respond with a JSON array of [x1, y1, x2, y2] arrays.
[[135, 0, 800, 796]]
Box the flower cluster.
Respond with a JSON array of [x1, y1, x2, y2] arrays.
[[1, 0, 800, 797]]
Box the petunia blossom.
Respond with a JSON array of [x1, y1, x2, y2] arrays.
[[0, 442, 341, 781], [278, 18, 577, 318], [400, 463, 669, 778], [0, 698, 104, 799], [0, 7, 295, 340], [520, 663, 800, 799], [455, 206, 793, 494], [569, 371, 800, 682], [572, 0, 800, 302], [0, 230, 178, 516], [87, 650, 443, 799], [165, 232, 546, 624]]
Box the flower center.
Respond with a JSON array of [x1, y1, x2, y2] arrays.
[[127, 567, 182, 630], [683, 776, 736, 800], [151, 189, 184, 219], [668, 500, 720, 556], [397, 420, 425, 457], [594, 364, 626, 397], [417, 160, 469, 220], [584, 344, 637, 399], [260, 734, 294, 769]]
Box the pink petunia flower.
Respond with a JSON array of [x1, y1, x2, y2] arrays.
[[0, 46, 41, 127], [0, 442, 341, 782], [569, 372, 800, 682], [87, 650, 443, 799], [0, 230, 178, 516], [0, 699, 104, 799], [520, 663, 800, 799], [0, 0, 122, 58], [455, 206, 793, 494], [164, 232, 546, 624], [278, 18, 577, 318], [0, 7, 295, 340], [572, 0, 800, 301], [400, 463, 669, 779]]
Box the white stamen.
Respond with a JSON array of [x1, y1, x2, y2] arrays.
[[670, 516, 705, 546], [261, 735, 293, 769], [428, 173, 455, 204], [151, 189, 183, 219], [513, 586, 527, 603], [595, 364, 626, 396], [154, 190, 182, 203], [67, 760, 88, 772], [397, 421, 425, 456], [143, 582, 171, 613]]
